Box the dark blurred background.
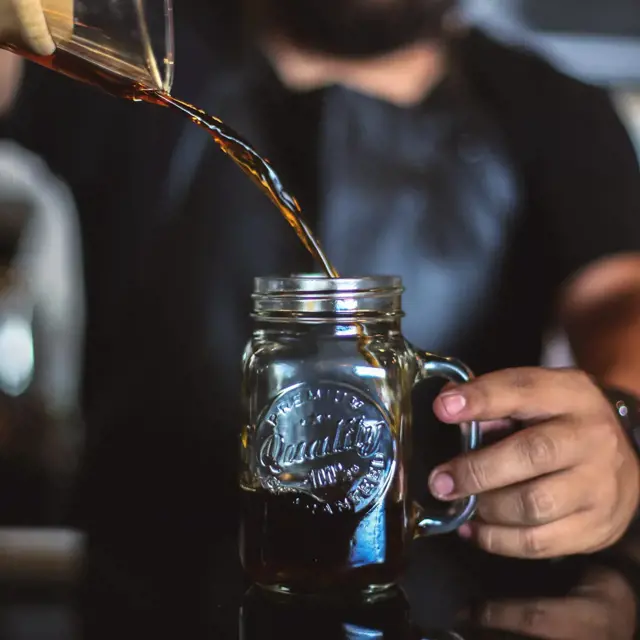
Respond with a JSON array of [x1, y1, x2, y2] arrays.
[[0, 0, 635, 585]]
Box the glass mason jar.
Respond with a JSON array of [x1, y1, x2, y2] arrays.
[[240, 275, 480, 597]]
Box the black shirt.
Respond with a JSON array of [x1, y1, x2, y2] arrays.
[[4, 24, 640, 554]]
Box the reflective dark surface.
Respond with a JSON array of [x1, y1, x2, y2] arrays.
[[2, 528, 639, 639]]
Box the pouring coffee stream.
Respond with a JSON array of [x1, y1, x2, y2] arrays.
[[151, 92, 340, 279], [0, 0, 340, 278], [9, 55, 340, 279]]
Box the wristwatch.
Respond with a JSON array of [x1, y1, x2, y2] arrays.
[[601, 386, 640, 453], [601, 386, 640, 530]]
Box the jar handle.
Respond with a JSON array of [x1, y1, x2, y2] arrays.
[[410, 347, 481, 536]]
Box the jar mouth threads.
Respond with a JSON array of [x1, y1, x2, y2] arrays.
[[252, 274, 405, 321]]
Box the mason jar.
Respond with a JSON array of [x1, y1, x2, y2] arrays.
[[240, 275, 480, 597]]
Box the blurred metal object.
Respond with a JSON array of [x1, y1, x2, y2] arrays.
[[0, 527, 83, 583], [0, 270, 34, 397], [0, 141, 85, 524]]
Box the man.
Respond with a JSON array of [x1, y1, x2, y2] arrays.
[[5, 0, 640, 565]]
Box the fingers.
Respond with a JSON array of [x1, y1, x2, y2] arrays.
[[476, 469, 593, 526], [433, 367, 601, 424], [429, 420, 586, 500], [460, 512, 596, 559], [428, 365, 640, 559]]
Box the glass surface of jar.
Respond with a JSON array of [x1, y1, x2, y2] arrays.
[[240, 275, 480, 597]]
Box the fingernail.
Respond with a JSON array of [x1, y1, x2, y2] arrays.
[[430, 471, 455, 498], [440, 393, 466, 417], [458, 523, 473, 539]]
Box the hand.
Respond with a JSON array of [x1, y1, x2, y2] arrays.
[[470, 566, 636, 640], [428, 367, 640, 558]]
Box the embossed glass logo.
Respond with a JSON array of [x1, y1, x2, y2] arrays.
[[254, 382, 395, 514]]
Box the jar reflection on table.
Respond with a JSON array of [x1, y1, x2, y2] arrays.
[[239, 585, 457, 640]]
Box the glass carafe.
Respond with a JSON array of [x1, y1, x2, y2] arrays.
[[0, 0, 173, 93]]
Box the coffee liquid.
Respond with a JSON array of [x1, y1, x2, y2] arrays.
[[241, 490, 406, 594], [13, 48, 340, 278]]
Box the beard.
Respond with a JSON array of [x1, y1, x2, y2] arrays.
[[252, 0, 456, 58]]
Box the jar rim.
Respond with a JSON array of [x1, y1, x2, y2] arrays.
[[253, 274, 404, 296], [252, 274, 404, 321]]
